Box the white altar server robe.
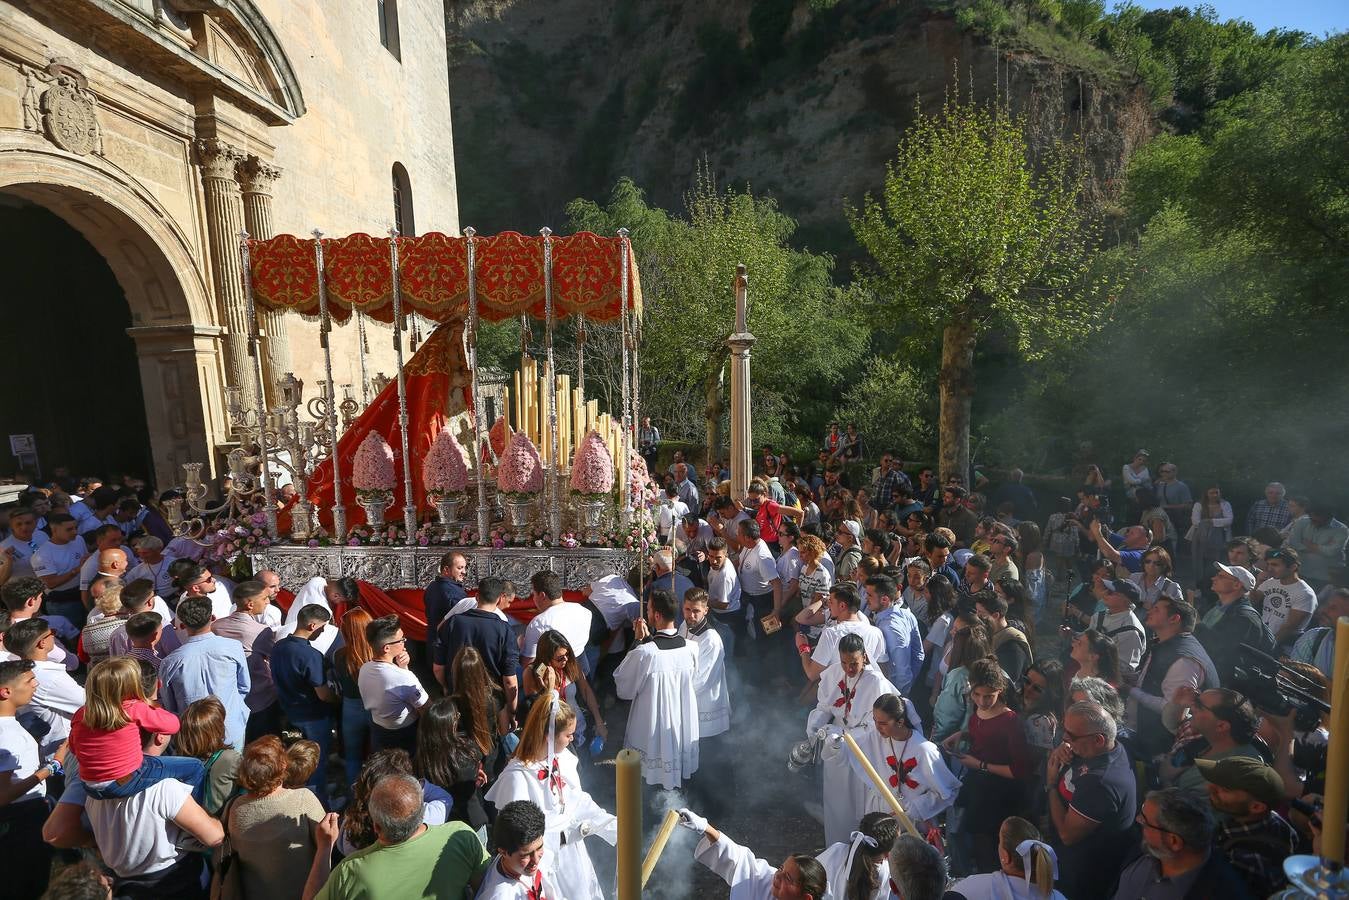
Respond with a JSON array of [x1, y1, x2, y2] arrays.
[[858, 732, 961, 825], [808, 665, 898, 846], [484, 751, 617, 900], [678, 620, 730, 738], [817, 840, 891, 900], [474, 855, 567, 900], [693, 832, 776, 900], [614, 629, 701, 788]]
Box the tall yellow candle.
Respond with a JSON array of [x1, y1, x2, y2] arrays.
[[512, 370, 522, 432], [572, 387, 584, 450], [539, 376, 550, 463]]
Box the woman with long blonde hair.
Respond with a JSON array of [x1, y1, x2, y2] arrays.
[[333, 607, 375, 788], [485, 691, 617, 900]]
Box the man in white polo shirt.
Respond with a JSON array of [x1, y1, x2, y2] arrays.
[[0, 658, 63, 897], [520, 570, 594, 678], [30, 513, 91, 629], [704, 537, 743, 658], [0, 508, 49, 580], [175, 562, 234, 620], [5, 617, 85, 757], [359, 615, 430, 753]]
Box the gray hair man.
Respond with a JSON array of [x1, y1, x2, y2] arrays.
[[1045, 701, 1137, 900], [1110, 788, 1249, 899], [302, 773, 487, 899], [888, 834, 947, 900]]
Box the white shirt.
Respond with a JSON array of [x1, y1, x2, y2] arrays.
[[86, 779, 193, 877], [126, 557, 177, 598], [22, 658, 86, 756], [31, 539, 86, 591], [0, 531, 49, 579], [1257, 576, 1318, 637], [707, 562, 742, 614], [776, 546, 803, 586], [1091, 607, 1147, 675], [80, 545, 139, 591], [475, 856, 567, 900], [737, 540, 779, 596], [585, 575, 642, 630], [657, 498, 690, 536], [812, 616, 889, 672], [358, 660, 429, 730], [521, 602, 594, 660], [0, 715, 46, 802]]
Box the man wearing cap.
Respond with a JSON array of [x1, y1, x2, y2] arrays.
[[1126, 597, 1218, 757], [1088, 519, 1151, 575], [833, 520, 864, 583], [1196, 563, 1275, 684], [1198, 756, 1298, 897], [1091, 579, 1147, 677], [1250, 547, 1318, 650]]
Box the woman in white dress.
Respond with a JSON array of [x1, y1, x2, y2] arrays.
[[808, 633, 899, 846], [861, 693, 960, 832], [945, 816, 1065, 900], [483, 692, 616, 900], [677, 807, 828, 900], [815, 812, 898, 900]]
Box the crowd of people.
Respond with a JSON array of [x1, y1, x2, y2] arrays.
[[0, 445, 1344, 900]]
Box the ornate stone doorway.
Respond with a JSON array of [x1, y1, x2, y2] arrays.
[[0, 197, 152, 480], [0, 139, 231, 490]]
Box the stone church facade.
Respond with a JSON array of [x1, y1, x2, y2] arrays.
[[0, 0, 459, 488]]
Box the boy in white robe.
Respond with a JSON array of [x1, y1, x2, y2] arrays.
[[806, 632, 898, 846], [613, 588, 700, 790], [476, 800, 567, 900], [800, 583, 888, 682], [677, 807, 829, 900], [680, 587, 732, 818]]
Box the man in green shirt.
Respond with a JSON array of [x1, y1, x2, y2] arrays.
[[305, 774, 488, 900]]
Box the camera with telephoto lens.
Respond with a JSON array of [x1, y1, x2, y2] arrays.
[[1230, 642, 1330, 732]]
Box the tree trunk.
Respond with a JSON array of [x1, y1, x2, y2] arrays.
[[703, 359, 725, 467], [938, 318, 978, 486]]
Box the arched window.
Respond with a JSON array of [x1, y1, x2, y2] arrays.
[[377, 0, 401, 61], [392, 163, 415, 236]]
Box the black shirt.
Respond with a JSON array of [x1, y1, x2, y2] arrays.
[[437, 608, 519, 684], [271, 635, 330, 721], [423, 576, 466, 657]]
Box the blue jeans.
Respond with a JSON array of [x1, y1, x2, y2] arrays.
[[340, 697, 372, 790], [86, 754, 204, 800], [290, 716, 333, 809]]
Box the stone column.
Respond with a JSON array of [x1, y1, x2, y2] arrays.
[[194, 137, 256, 409], [727, 264, 755, 501], [239, 155, 292, 406]]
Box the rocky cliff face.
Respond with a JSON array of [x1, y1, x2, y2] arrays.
[[445, 0, 1153, 251]]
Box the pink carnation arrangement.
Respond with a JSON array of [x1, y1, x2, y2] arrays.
[[570, 430, 615, 498], [352, 431, 396, 499], [497, 431, 544, 496], [424, 427, 469, 495]]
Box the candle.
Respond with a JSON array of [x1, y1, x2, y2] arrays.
[[573, 387, 585, 450], [513, 370, 522, 432], [615, 750, 642, 900], [539, 375, 550, 464]]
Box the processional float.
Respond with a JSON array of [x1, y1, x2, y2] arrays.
[[166, 226, 653, 591]]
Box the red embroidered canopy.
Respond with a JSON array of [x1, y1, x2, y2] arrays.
[[246, 231, 641, 324]]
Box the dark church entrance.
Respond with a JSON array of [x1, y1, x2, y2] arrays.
[[0, 194, 153, 485]]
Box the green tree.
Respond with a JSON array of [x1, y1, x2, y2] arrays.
[[567, 174, 865, 463], [848, 94, 1117, 483]]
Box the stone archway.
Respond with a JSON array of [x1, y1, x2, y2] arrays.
[[0, 136, 230, 489]]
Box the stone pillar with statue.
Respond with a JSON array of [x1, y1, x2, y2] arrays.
[[727, 264, 755, 501]]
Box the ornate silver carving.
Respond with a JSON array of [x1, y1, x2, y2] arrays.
[[21, 61, 104, 157], [252, 546, 638, 592]]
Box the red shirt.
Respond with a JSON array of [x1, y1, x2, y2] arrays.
[[69, 699, 181, 782], [968, 708, 1032, 778], [755, 500, 784, 543]]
